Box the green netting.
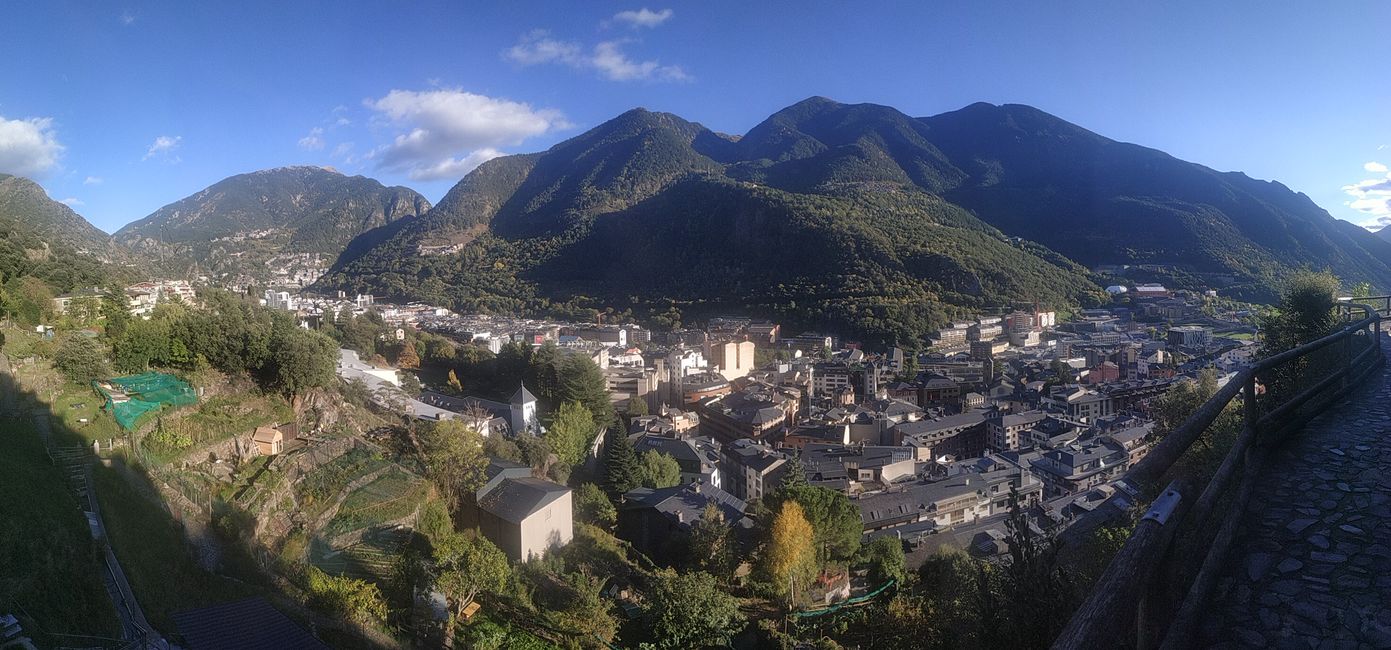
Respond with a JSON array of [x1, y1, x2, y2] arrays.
[[93, 372, 198, 430]]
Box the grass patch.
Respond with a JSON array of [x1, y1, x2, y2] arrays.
[[47, 382, 122, 444], [322, 469, 429, 539], [92, 462, 258, 632], [295, 447, 392, 522], [0, 416, 121, 639]]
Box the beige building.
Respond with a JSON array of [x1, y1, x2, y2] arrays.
[[708, 340, 756, 381], [473, 463, 574, 562]]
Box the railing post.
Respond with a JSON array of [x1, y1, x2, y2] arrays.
[[1244, 375, 1258, 436]]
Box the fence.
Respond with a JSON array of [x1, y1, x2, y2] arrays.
[[1053, 301, 1386, 649]]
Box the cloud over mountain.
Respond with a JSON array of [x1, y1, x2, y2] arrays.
[[0, 115, 64, 177], [366, 88, 568, 181]]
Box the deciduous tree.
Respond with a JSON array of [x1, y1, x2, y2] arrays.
[[416, 419, 487, 508], [545, 400, 596, 468], [636, 450, 681, 489], [643, 569, 746, 649], [766, 500, 817, 605], [432, 531, 511, 617]]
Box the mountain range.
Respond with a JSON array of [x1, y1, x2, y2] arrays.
[[4, 97, 1388, 344], [316, 97, 1391, 343], [112, 166, 430, 285]]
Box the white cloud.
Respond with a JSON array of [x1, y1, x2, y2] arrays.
[[332, 142, 354, 159], [407, 148, 506, 181], [592, 40, 689, 81], [610, 8, 673, 28], [0, 115, 64, 177], [1366, 161, 1389, 173], [298, 127, 325, 150], [142, 135, 182, 162], [83, 175, 103, 185], [365, 88, 567, 181], [1344, 169, 1391, 227], [505, 30, 689, 82], [59, 197, 84, 207], [505, 30, 584, 66], [120, 10, 136, 25]]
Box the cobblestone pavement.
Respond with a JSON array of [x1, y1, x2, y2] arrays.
[[1200, 341, 1391, 649]]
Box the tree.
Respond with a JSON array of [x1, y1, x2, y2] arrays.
[[397, 338, 421, 369], [997, 485, 1075, 647], [54, 335, 108, 383], [417, 499, 454, 546], [636, 450, 681, 489], [687, 502, 735, 579], [575, 482, 617, 527], [602, 426, 641, 499], [416, 419, 488, 509], [860, 536, 906, 585], [1151, 368, 1219, 440], [644, 569, 746, 649], [554, 353, 614, 430], [776, 453, 808, 493], [767, 501, 817, 605], [6, 276, 54, 325], [305, 566, 387, 627], [339, 313, 382, 358], [625, 396, 649, 417], [545, 400, 596, 468], [447, 368, 464, 394], [1259, 270, 1343, 406], [771, 485, 862, 561], [432, 531, 511, 617], [0, 330, 6, 352], [265, 324, 336, 400], [101, 287, 131, 341]]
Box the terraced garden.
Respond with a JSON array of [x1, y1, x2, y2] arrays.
[[322, 467, 429, 540], [309, 527, 415, 585], [295, 446, 393, 522]]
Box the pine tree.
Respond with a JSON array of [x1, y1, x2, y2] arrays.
[[775, 452, 808, 496], [602, 426, 640, 500]]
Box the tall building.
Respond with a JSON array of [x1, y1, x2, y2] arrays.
[[709, 340, 756, 381]]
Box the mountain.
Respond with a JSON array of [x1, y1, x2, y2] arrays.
[[321, 97, 1391, 343], [114, 166, 430, 286], [322, 108, 1101, 345], [0, 173, 130, 291], [726, 98, 1391, 299], [1377, 226, 1391, 244]]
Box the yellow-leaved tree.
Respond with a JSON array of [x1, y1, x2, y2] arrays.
[[766, 500, 817, 607]]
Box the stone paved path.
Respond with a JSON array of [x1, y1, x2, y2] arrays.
[[1200, 338, 1391, 649]]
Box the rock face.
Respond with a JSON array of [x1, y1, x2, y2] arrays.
[[113, 166, 430, 285]]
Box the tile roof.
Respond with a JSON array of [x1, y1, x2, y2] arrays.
[[478, 477, 570, 524]]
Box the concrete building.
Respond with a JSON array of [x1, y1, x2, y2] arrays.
[[1168, 325, 1213, 349], [987, 411, 1049, 452], [709, 340, 757, 381], [471, 460, 573, 561], [721, 439, 789, 502]]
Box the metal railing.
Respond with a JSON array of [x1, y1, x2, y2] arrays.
[[1053, 301, 1386, 650]]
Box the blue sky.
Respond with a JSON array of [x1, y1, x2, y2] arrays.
[[1, 1, 1388, 233]]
